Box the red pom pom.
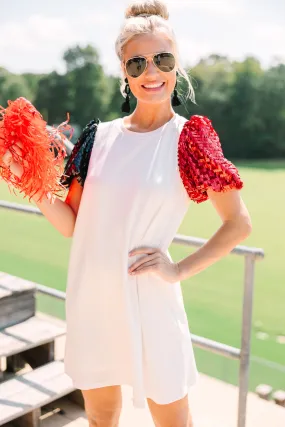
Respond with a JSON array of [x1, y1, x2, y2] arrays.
[[0, 97, 72, 202], [178, 115, 243, 203]]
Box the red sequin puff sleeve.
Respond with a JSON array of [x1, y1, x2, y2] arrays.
[[178, 115, 243, 203]]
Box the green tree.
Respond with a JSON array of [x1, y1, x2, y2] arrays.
[[1, 49, 284, 159], [222, 57, 264, 158], [63, 45, 111, 126], [255, 64, 285, 158], [34, 71, 73, 124], [0, 69, 33, 107]]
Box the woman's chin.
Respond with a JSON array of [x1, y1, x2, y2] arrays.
[[137, 94, 171, 105]]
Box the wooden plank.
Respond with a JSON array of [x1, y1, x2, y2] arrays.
[[0, 290, 34, 303], [20, 341, 55, 369], [43, 397, 86, 421], [6, 354, 26, 373], [40, 414, 88, 427], [0, 295, 35, 331], [0, 273, 14, 299], [0, 273, 36, 330], [0, 315, 66, 358], [67, 390, 85, 409], [5, 341, 55, 374], [13, 408, 41, 427], [0, 273, 36, 296], [0, 360, 76, 425], [0, 357, 4, 382]]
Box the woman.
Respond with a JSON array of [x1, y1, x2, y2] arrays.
[[3, 1, 252, 426]]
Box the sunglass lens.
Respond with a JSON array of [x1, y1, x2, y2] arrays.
[[126, 57, 147, 78], [154, 53, 175, 72]]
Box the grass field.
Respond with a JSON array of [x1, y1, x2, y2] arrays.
[[0, 161, 284, 392]]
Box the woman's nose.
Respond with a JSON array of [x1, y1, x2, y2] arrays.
[[144, 59, 159, 76]]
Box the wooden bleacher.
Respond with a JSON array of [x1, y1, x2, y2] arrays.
[[0, 274, 284, 427], [0, 359, 85, 426], [0, 274, 84, 426]]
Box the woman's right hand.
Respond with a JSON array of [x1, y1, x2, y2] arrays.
[[2, 144, 80, 238], [2, 144, 24, 179]]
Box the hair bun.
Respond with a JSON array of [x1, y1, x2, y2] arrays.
[[125, 0, 169, 20]]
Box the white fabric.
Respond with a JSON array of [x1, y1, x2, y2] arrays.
[[64, 113, 199, 408]]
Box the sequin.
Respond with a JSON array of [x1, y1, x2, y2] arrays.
[[61, 115, 243, 202], [178, 115, 243, 203], [60, 118, 100, 188]]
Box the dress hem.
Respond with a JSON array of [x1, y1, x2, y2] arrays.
[[65, 372, 199, 409]]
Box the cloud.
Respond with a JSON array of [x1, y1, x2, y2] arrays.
[[167, 0, 244, 16], [84, 12, 117, 25], [177, 37, 213, 67], [253, 23, 285, 57], [253, 23, 285, 42], [0, 14, 88, 73], [0, 15, 84, 53]]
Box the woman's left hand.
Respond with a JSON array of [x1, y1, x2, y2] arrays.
[[128, 247, 181, 284]]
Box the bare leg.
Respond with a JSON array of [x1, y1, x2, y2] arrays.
[[147, 394, 194, 427], [81, 386, 122, 427]]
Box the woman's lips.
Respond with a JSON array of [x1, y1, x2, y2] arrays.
[[141, 82, 165, 92]]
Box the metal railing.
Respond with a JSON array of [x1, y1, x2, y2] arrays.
[[0, 200, 264, 427]]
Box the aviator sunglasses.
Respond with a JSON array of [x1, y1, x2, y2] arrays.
[[124, 52, 176, 78]]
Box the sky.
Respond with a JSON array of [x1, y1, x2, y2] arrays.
[[0, 0, 284, 76]]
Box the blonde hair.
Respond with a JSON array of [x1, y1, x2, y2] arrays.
[[115, 0, 196, 105]]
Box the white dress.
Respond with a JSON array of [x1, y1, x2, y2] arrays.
[[64, 113, 199, 408]]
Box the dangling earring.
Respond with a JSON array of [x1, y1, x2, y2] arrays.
[[172, 75, 182, 107], [121, 78, 131, 113]]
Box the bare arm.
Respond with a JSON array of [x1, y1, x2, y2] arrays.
[[2, 148, 83, 237], [177, 189, 252, 281], [33, 178, 83, 238]]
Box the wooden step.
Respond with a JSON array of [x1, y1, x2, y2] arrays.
[[0, 360, 84, 426], [0, 272, 36, 330], [0, 314, 66, 378], [0, 314, 66, 358]]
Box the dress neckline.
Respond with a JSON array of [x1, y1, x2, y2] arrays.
[[119, 113, 177, 136]]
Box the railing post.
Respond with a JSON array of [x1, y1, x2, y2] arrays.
[[237, 254, 256, 427]]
